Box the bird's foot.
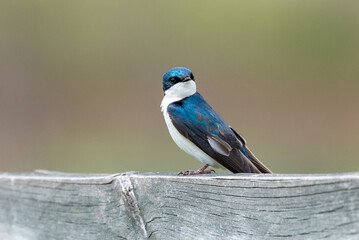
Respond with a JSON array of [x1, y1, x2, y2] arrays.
[[178, 164, 215, 175]]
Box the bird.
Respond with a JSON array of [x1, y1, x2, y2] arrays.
[[161, 67, 272, 175]]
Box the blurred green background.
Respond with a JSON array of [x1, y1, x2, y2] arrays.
[[0, 1, 358, 174]]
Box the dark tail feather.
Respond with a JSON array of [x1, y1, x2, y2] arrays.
[[230, 127, 272, 174], [244, 146, 272, 173]]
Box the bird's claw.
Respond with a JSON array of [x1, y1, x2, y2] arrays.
[[177, 171, 189, 176], [178, 167, 215, 176]]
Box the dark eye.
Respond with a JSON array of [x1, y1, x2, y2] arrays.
[[169, 76, 180, 83], [190, 73, 194, 80]]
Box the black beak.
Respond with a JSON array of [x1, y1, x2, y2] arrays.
[[182, 76, 191, 82]]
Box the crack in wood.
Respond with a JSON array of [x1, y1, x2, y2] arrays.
[[116, 175, 147, 238]]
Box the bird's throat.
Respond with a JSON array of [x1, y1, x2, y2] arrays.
[[161, 80, 196, 112]]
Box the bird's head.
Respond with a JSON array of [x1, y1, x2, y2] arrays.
[[162, 67, 196, 100], [162, 67, 195, 91]]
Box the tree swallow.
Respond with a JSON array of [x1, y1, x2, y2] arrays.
[[161, 67, 272, 175]]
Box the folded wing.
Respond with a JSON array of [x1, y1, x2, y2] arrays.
[[167, 93, 271, 173]]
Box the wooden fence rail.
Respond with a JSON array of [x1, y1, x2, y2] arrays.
[[0, 171, 359, 240]]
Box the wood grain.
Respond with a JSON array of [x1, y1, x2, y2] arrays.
[[1, 171, 359, 240]]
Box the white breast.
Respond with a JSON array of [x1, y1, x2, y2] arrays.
[[162, 110, 222, 168], [160, 80, 223, 169]]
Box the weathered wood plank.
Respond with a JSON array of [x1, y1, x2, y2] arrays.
[[1, 171, 359, 240]]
